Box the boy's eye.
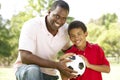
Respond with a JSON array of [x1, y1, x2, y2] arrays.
[[78, 33, 82, 35], [70, 35, 75, 38], [70, 33, 82, 38]]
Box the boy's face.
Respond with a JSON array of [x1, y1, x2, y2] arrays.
[[69, 28, 88, 48]]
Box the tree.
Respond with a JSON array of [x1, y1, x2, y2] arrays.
[[0, 15, 16, 66], [89, 13, 118, 30], [97, 23, 120, 63], [0, 15, 11, 56], [86, 23, 106, 43]]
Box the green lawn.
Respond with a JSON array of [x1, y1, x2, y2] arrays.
[[102, 63, 120, 80], [0, 63, 120, 80], [0, 67, 16, 80]]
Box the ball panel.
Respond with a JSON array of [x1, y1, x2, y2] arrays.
[[66, 54, 86, 76]]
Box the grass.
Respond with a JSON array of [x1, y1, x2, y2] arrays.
[[102, 63, 120, 80], [0, 67, 16, 80], [0, 63, 120, 80]]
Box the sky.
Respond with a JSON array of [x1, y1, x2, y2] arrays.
[[0, 0, 120, 23]]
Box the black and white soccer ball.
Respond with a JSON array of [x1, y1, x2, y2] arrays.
[[66, 54, 86, 76]]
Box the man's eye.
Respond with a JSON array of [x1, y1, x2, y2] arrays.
[[62, 18, 66, 21], [56, 15, 60, 19]]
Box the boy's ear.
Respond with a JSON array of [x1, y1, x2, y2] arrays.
[[85, 32, 88, 37]]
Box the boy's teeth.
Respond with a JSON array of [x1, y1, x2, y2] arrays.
[[76, 41, 80, 43]]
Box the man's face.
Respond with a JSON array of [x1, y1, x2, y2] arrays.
[[47, 6, 69, 31]]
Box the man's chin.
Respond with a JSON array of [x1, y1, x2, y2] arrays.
[[54, 26, 60, 30]]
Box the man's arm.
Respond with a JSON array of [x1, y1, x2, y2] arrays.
[[20, 50, 57, 68], [20, 50, 77, 78]]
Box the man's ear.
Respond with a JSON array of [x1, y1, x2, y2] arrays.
[[48, 10, 51, 14]]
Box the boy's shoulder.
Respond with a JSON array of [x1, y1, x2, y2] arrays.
[[65, 45, 77, 53], [88, 42, 102, 50], [88, 42, 99, 47]]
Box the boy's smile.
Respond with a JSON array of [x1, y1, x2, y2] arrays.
[[69, 28, 88, 50]]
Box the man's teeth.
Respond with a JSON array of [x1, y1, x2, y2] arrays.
[[55, 23, 60, 27]]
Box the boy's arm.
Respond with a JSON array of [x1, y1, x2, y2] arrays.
[[81, 55, 110, 73]]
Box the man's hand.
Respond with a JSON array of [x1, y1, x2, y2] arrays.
[[59, 53, 75, 61], [57, 57, 77, 79]]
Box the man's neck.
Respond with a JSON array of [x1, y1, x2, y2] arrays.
[[45, 16, 58, 36]]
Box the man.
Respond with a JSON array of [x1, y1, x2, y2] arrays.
[[14, 0, 76, 80]]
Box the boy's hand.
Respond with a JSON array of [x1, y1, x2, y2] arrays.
[[80, 55, 91, 68], [59, 53, 75, 61]]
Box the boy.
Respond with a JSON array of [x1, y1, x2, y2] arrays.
[[61, 20, 110, 80]]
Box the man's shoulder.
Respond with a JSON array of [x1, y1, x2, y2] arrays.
[[59, 23, 68, 32], [21, 16, 45, 33], [63, 23, 68, 28], [23, 16, 45, 29], [25, 16, 45, 24]]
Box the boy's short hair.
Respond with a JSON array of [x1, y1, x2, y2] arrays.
[[68, 20, 87, 34]]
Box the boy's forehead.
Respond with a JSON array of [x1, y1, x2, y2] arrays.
[[70, 28, 83, 33]]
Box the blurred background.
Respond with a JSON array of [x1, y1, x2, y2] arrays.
[[0, 0, 120, 80]]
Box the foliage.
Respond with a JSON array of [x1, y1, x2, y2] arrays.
[[97, 23, 120, 56], [0, 15, 13, 57], [87, 23, 105, 42], [89, 13, 118, 29], [0, 15, 17, 66], [67, 16, 74, 24]]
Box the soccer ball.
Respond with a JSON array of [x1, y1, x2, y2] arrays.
[[66, 54, 86, 76]]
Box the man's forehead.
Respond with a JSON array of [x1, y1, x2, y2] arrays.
[[51, 7, 68, 17]]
